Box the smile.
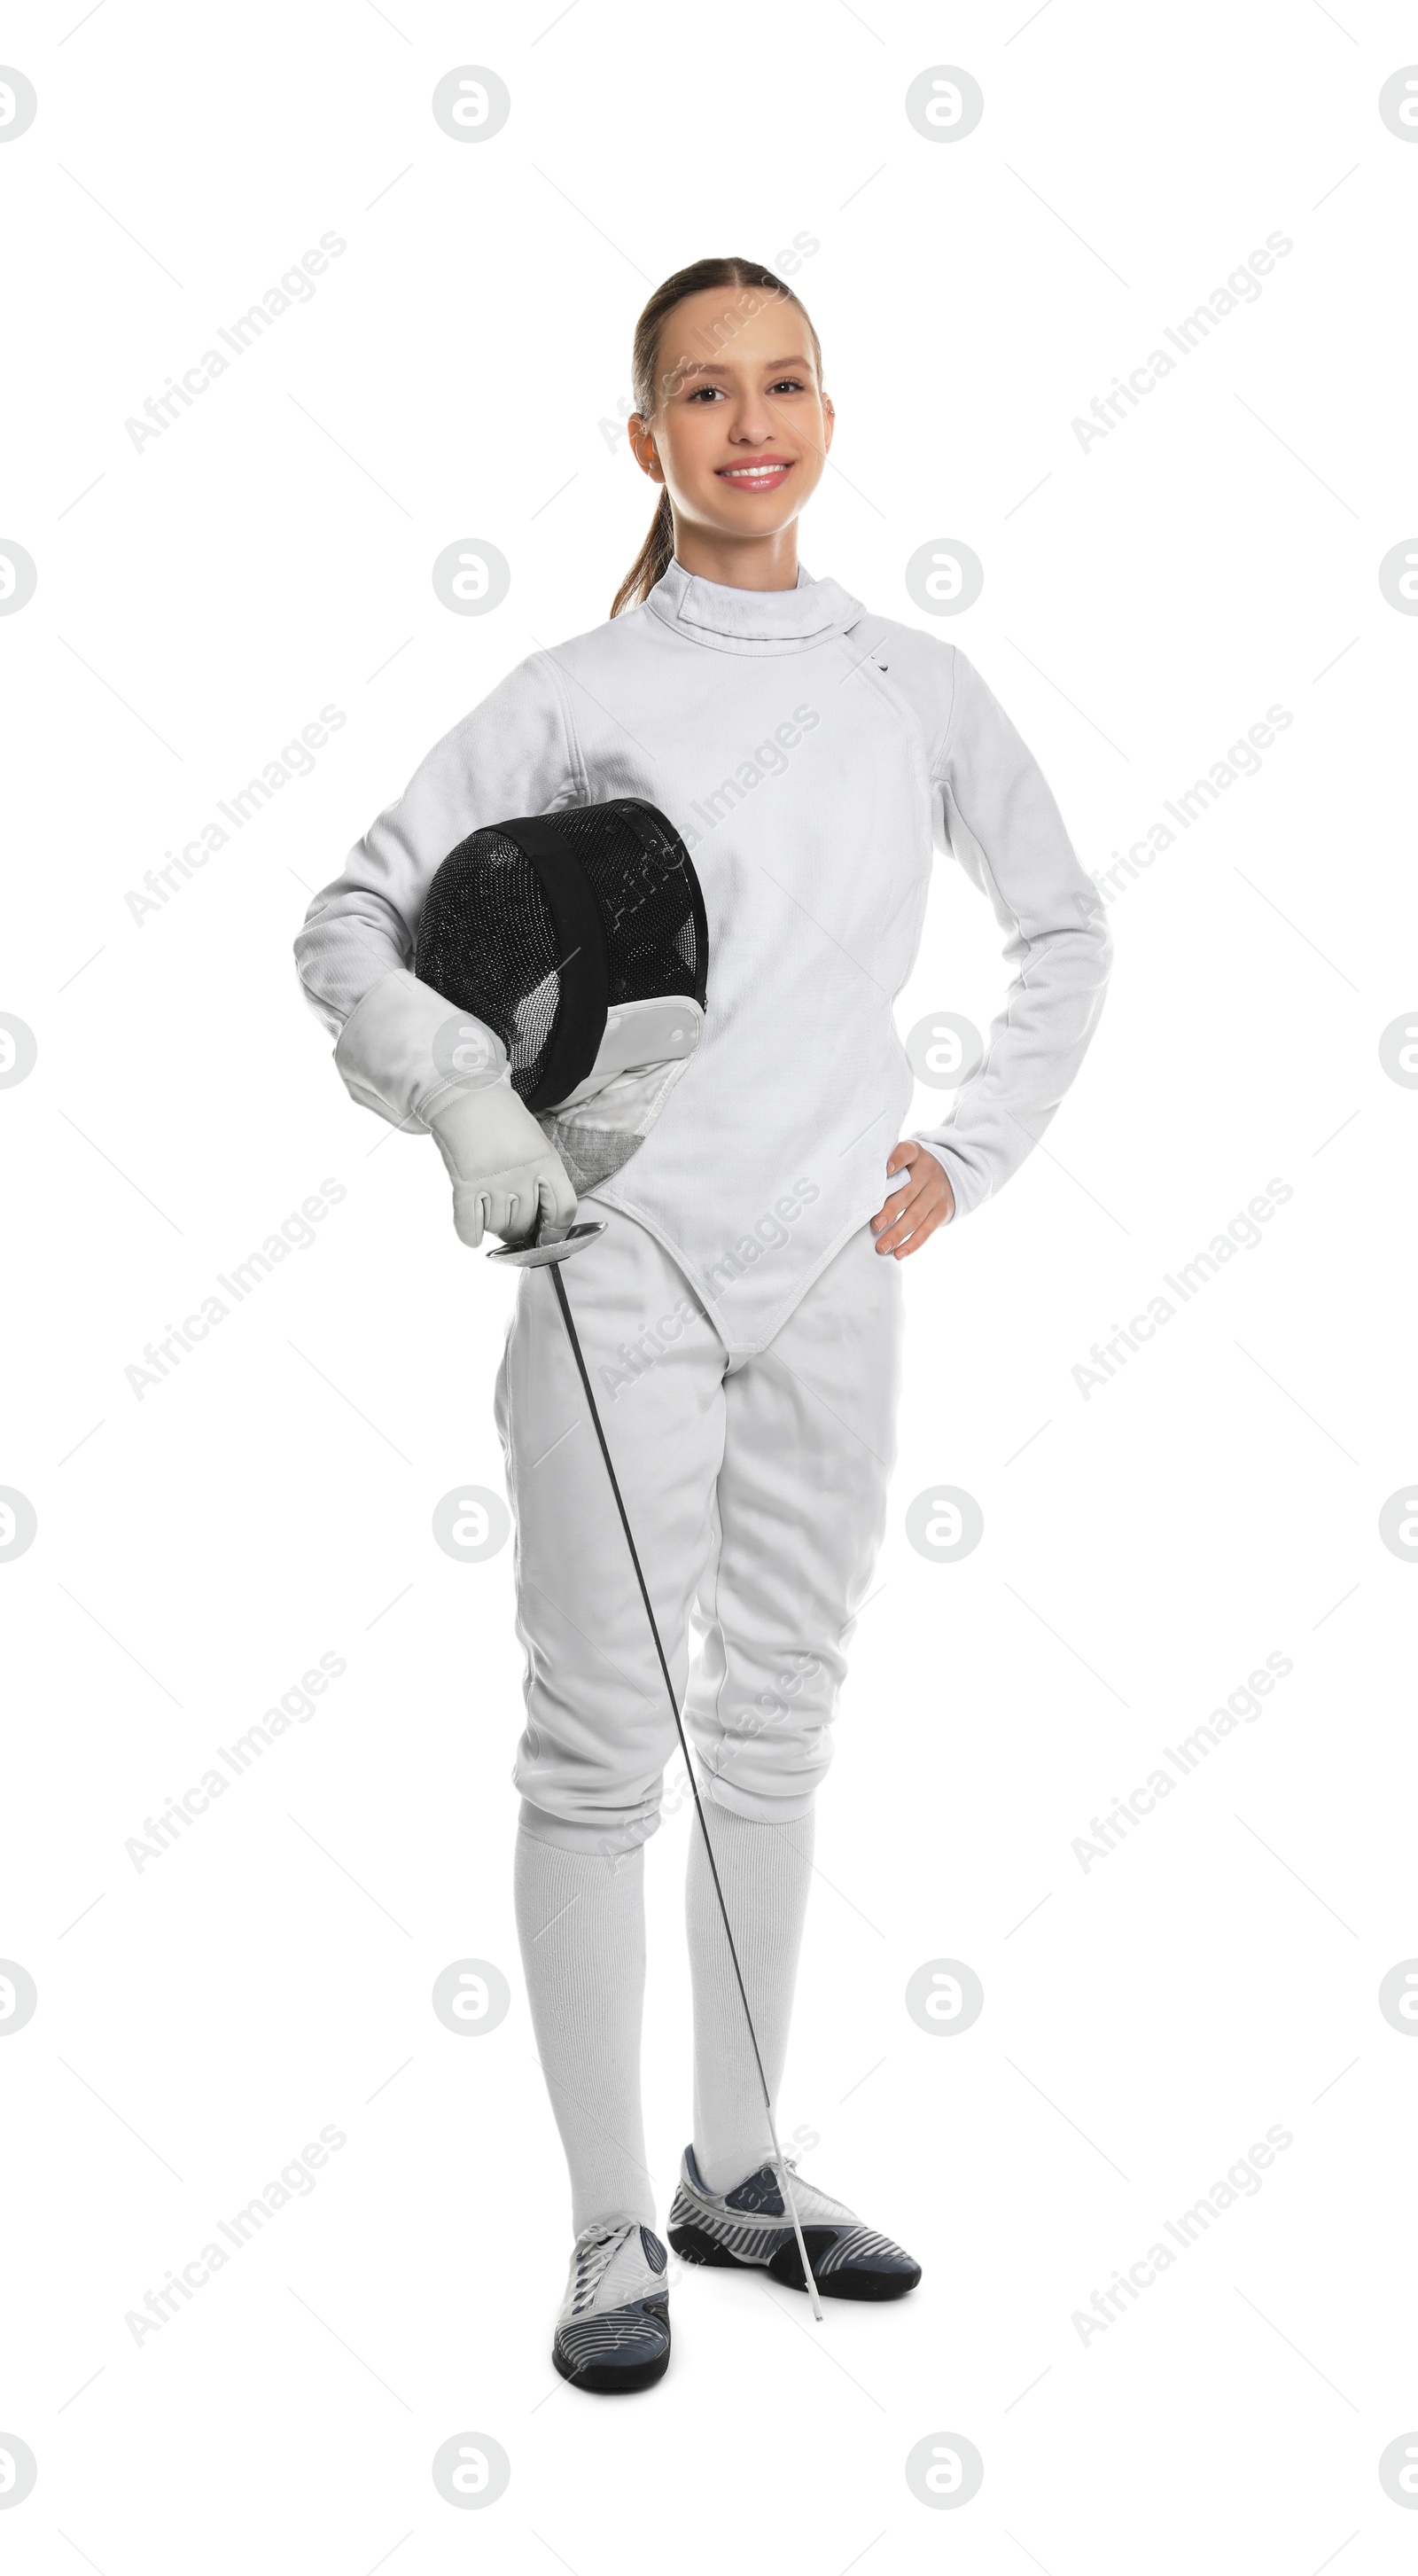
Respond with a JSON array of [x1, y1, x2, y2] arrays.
[[714, 462, 795, 488]]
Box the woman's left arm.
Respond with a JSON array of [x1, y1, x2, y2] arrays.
[[878, 647, 1113, 1252]]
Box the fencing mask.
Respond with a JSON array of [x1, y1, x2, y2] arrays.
[[414, 798, 708, 1195]]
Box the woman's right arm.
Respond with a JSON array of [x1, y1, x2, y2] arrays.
[[293, 648, 580, 1041], [292, 648, 585, 1244]]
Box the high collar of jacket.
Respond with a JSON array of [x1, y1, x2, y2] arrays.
[[644, 556, 863, 654]]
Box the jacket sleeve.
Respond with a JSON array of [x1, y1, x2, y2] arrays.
[[293, 649, 580, 1039], [912, 649, 1111, 1220]]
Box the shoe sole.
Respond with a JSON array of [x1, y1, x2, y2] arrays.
[[552, 2339, 670, 2394], [669, 2222, 920, 2302]]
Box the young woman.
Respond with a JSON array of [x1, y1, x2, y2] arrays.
[[295, 255, 1111, 2393]]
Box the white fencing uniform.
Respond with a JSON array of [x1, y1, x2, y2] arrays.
[[296, 558, 1111, 1845], [298, 558, 1112, 1357]]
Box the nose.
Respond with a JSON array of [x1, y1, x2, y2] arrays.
[[728, 397, 780, 446]]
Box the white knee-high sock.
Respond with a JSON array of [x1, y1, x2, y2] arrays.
[[686, 1799, 815, 2192], [513, 1830, 656, 2235]]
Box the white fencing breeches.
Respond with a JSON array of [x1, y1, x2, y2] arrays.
[[495, 1208, 903, 1857]]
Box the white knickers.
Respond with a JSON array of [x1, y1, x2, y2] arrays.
[[495, 1207, 903, 1856]]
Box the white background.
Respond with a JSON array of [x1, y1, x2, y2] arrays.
[[4, 0, 1417, 2565]]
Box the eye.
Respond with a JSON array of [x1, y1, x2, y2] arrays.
[[767, 377, 806, 394], [686, 384, 725, 402]]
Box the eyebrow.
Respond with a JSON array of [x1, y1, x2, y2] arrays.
[[671, 355, 813, 380]]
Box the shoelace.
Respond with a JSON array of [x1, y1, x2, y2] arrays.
[[569, 2219, 635, 2314]]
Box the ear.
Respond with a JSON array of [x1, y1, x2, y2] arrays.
[[822, 394, 835, 456], [627, 415, 665, 484]]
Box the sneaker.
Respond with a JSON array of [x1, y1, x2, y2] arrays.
[[668, 2145, 921, 2301], [552, 2217, 671, 2393]]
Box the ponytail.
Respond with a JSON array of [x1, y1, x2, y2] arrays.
[[610, 489, 674, 621], [609, 254, 822, 617]]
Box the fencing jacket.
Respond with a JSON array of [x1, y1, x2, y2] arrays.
[[295, 558, 1112, 1350]]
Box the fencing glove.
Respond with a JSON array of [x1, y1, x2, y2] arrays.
[[332, 967, 579, 1247]]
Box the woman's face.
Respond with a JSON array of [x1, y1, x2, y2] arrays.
[[630, 284, 833, 546]]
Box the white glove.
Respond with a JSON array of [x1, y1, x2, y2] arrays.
[[425, 1074, 578, 1247], [332, 967, 578, 1247]]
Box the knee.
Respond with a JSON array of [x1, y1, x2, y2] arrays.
[[701, 1650, 838, 1809], [518, 1795, 660, 1860], [734, 1647, 835, 1747]]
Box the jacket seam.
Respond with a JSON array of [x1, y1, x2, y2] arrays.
[[925, 644, 962, 777], [925, 772, 1043, 1186], [641, 625, 843, 659], [540, 650, 589, 802]]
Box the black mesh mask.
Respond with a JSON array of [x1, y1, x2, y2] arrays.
[[415, 798, 709, 1191]]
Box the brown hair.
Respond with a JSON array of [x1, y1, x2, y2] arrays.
[[610, 255, 824, 618]]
